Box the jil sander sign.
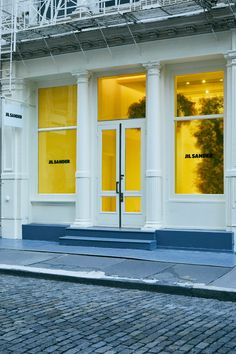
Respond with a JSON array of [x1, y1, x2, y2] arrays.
[[3, 101, 24, 128]]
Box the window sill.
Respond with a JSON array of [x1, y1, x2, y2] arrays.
[[169, 194, 225, 203], [31, 195, 76, 204]]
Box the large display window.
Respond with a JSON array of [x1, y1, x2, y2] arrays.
[[38, 85, 77, 194], [98, 73, 146, 121], [175, 71, 224, 194]]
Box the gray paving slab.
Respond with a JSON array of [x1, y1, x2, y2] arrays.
[[149, 264, 231, 285], [0, 249, 57, 266], [33, 254, 125, 270], [210, 267, 236, 289], [104, 260, 174, 278], [0, 239, 235, 267], [39, 254, 124, 268]]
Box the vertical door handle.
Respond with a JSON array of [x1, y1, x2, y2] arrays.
[[116, 181, 119, 194]]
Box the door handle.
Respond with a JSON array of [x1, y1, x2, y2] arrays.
[[116, 181, 119, 194]]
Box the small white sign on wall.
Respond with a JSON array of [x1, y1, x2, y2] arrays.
[[3, 101, 24, 128]]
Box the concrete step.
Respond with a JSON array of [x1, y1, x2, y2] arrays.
[[65, 227, 156, 240], [59, 236, 157, 250]]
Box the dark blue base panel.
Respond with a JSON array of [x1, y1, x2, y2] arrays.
[[22, 223, 69, 242], [22, 224, 234, 252], [156, 229, 234, 252]]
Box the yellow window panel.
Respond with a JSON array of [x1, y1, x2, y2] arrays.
[[102, 130, 116, 191], [125, 128, 141, 191], [38, 85, 77, 128], [125, 197, 141, 213], [38, 130, 76, 194], [102, 197, 116, 212], [98, 73, 146, 121], [175, 119, 224, 194], [176, 71, 224, 117]]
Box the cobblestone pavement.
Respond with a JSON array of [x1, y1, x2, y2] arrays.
[[0, 275, 236, 354]]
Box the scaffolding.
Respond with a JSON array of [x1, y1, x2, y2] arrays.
[[0, 0, 18, 92], [0, 0, 235, 91]]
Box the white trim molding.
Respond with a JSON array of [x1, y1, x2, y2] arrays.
[[225, 50, 236, 250]]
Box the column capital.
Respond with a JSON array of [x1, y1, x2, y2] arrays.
[[72, 70, 91, 84], [224, 51, 236, 66], [143, 62, 161, 76]]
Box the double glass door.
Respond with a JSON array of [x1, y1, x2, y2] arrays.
[[97, 119, 145, 228]]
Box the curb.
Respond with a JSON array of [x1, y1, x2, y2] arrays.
[[0, 266, 236, 303]]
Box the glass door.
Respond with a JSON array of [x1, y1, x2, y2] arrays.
[[97, 119, 145, 228]]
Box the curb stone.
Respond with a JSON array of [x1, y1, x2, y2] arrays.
[[0, 265, 236, 303]]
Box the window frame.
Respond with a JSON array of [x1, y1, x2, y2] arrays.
[[166, 63, 226, 203], [97, 72, 146, 122], [174, 72, 224, 196], [32, 81, 77, 202]]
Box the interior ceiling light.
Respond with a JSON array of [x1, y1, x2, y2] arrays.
[[202, 79, 206, 83]]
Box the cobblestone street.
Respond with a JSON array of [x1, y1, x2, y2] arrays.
[[0, 275, 236, 354]]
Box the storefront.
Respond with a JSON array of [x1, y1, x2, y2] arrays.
[[1, 11, 236, 251]]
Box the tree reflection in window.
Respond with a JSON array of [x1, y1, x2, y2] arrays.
[[128, 96, 146, 118], [194, 97, 223, 194]]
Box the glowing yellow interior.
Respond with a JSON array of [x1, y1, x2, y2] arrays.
[[102, 130, 116, 191], [38, 130, 76, 194], [125, 128, 141, 191], [98, 73, 146, 121], [125, 197, 141, 212], [38, 85, 77, 194], [176, 71, 224, 116], [175, 72, 224, 194], [38, 85, 77, 128], [102, 197, 116, 212]]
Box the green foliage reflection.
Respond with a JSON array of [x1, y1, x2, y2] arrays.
[[194, 97, 224, 194], [177, 93, 196, 116], [128, 96, 146, 118]]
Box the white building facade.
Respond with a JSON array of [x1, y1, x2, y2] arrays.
[[1, 0, 236, 251]]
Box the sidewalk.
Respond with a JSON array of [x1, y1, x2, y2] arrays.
[[0, 238, 236, 301]]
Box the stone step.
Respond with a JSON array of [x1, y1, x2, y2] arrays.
[[59, 236, 157, 250], [65, 227, 156, 240]]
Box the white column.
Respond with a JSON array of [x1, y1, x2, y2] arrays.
[[143, 62, 163, 229], [72, 71, 92, 228], [225, 50, 236, 251]]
